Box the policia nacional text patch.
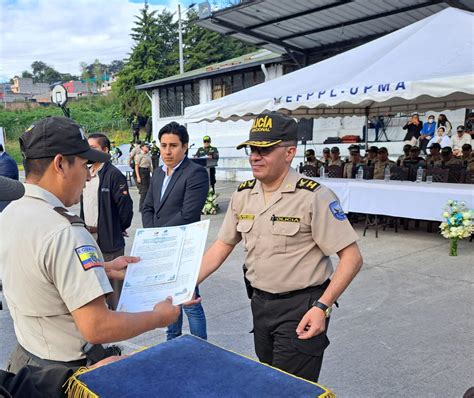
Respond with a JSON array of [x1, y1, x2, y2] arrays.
[[75, 245, 103, 271]]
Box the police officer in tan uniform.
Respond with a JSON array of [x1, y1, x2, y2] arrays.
[[135, 142, 153, 212], [0, 116, 180, 372], [373, 147, 395, 179], [197, 112, 363, 382]]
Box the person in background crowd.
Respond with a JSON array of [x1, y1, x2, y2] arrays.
[[343, 147, 364, 178], [373, 147, 395, 179], [328, 147, 344, 166], [419, 114, 436, 154], [427, 126, 450, 149], [437, 114, 452, 137], [0, 144, 20, 212], [110, 141, 122, 163], [151, 140, 160, 170], [128, 140, 141, 184], [464, 112, 474, 138], [426, 143, 442, 166], [461, 144, 474, 170], [135, 143, 153, 212], [131, 115, 140, 142], [440, 146, 462, 166], [364, 146, 379, 166], [362, 116, 382, 142], [145, 117, 152, 143], [194, 135, 219, 193], [81, 133, 133, 310], [402, 113, 423, 146], [320, 147, 331, 165], [403, 146, 425, 166], [142, 122, 209, 342], [304, 149, 321, 168], [397, 144, 412, 165], [451, 125, 472, 157]]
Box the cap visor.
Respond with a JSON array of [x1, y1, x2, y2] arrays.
[[0, 177, 25, 201], [236, 140, 282, 150], [78, 148, 111, 163]]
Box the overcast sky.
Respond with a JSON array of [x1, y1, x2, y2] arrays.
[[0, 0, 213, 82]]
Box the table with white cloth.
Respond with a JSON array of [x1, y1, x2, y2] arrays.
[[314, 178, 473, 222]]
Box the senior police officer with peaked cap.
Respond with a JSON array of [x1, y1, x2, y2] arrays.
[[0, 116, 180, 373], [197, 111, 363, 382]]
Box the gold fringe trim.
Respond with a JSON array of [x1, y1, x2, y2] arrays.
[[63, 366, 99, 398]]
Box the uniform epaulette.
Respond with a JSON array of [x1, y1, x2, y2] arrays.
[[53, 207, 85, 226], [237, 179, 256, 191], [296, 178, 320, 192]]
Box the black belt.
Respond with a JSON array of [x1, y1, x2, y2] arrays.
[[253, 279, 331, 300], [18, 344, 87, 368], [139, 167, 150, 170]]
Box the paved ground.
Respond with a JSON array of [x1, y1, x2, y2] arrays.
[[1, 181, 473, 397]]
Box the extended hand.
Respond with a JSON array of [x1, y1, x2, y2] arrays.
[[104, 256, 140, 280], [295, 307, 326, 340], [153, 297, 181, 326]]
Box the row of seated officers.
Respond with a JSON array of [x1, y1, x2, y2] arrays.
[[303, 143, 474, 179]]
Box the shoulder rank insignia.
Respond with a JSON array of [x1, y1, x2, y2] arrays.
[[237, 179, 256, 191], [53, 207, 85, 226], [296, 178, 320, 192]]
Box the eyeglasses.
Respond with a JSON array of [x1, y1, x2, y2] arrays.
[[244, 144, 294, 157]]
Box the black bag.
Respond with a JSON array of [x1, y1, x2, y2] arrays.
[[323, 137, 342, 144]]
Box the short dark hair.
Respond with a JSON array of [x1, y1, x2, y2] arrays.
[[462, 143, 472, 151], [378, 147, 388, 154], [23, 155, 76, 179], [88, 133, 110, 151], [368, 146, 379, 154], [429, 143, 441, 150], [158, 122, 189, 145]]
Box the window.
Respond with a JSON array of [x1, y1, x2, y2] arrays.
[[159, 82, 199, 118]]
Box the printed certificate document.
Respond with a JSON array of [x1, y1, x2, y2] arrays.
[[117, 220, 210, 312]]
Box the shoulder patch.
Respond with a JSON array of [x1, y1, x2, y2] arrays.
[[237, 179, 256, 191], [53, 207, 85, 226], [296, 178, 320, 192], [75, 245, 103, 271], [329, 200, 347, 221]]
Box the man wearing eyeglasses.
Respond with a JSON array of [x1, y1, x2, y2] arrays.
[[197, 112, 363, 383]]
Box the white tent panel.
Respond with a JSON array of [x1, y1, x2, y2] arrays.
[[185, 8, 474, 122]]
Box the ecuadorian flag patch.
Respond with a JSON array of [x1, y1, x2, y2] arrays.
[[75, 245, 102, 271]]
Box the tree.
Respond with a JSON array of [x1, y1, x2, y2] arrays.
[[182, 10, 257, 71], [115, 3, 178, 115], [93, 59, 104, 91], [21, 70, 33, 79], [31, 61, 61, 84]]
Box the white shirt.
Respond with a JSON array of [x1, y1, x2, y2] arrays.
[[428, 135, 451, 148], [451, 133, 472, 150], [82, 164, 103, 227], [161, 157, 185, 200]]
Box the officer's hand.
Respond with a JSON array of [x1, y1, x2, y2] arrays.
[[296, 307, 326, 340], [153, 297, 181, 326], [137, 177, 141, 184], [104, 256, 140, 280]]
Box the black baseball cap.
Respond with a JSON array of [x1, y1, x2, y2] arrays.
[[236, 112, 297, 149], [323, 147, 330, 153], [330, 147, 340, 153], [20, 116, 110, 163], [0, 176, 25, 202], [441, 146, 452, 154], [305, 149, 315, 156], [348, 144, 360, 151]]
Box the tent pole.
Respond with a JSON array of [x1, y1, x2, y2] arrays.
[[364, 106, 369, 152]]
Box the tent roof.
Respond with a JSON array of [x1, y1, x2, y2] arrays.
[[196, 0, 474, 57], [185, 7, 474, 122]]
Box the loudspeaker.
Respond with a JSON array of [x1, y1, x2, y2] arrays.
[[297, 118, 314, 142]]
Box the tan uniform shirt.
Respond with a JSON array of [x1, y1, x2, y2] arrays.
[[217, 169, 358, 294], [373, 160, 395, 179], [426, 154, 442, 166], [343, 161, 363, 178], [328, 158, 344, 167], [0, 184, 112, 361], [443, 157, 463, 166], [304, 159, 321, 168], [135, 152, 153, 172]]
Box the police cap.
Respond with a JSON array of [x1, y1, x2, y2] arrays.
[[237, 112, 297, 149]]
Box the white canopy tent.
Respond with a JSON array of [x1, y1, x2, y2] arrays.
[[185, 7, 474, 123]]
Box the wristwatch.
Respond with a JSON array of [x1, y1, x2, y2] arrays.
[[312, 300, 332, 318]]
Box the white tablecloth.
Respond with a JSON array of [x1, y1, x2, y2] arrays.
[[315, 178, 474, 221]]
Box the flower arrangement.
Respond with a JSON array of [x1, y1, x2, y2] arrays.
[[439, 200, 474, 256], [202, 189, 219, 215]]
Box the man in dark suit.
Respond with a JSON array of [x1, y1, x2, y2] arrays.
[[142, 121, 209, 341]]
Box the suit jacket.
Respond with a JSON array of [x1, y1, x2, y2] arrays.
[[142, 157, 209, 228]]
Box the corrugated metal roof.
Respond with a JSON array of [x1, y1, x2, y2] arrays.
[[136, 49, 283, 90], [196, 0, 474, 55]]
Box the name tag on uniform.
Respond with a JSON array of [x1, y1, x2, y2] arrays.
[[271, 216, 300, 223], [101, 188, 110, 192], [238, 214, 255, 220], [75, 245, 103, 271]]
